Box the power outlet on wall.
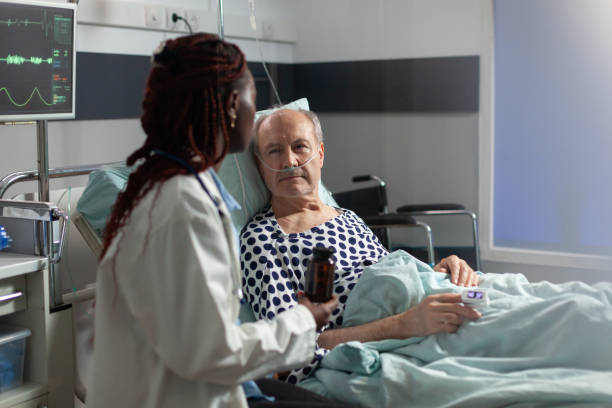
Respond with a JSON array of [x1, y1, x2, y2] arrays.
[[166, 8, 185, 31], [145, 6, 164, 29]]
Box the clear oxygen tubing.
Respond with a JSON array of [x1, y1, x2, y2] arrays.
[[232, 0, 290, 220], [248, 0, 282, 105], [255, 148, 319, 173]]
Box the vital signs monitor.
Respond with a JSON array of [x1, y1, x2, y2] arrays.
[[0, 0, 76, 122]]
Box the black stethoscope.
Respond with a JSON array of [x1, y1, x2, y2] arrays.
[[152, 149, 223, 218], [152, 149, 244, 302]]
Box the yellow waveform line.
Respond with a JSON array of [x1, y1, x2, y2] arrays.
[[0, 86, 55, 107]]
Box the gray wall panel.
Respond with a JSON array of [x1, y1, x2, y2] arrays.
[[292, 56, 480, 113], [73, 53, 479, 120], [75, 52, 150, 120]]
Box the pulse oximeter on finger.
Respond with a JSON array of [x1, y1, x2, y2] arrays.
[[461, 288, 489, 307]]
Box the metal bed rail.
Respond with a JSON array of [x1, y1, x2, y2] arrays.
[[0, 162, 123, 199]]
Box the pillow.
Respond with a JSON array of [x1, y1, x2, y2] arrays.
[[217, 98, 339, 232], [76, 164, 132, 237]]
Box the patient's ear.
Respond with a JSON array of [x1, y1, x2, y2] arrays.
[[319, 142, 325, 168]]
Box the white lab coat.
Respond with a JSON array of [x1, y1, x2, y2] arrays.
[[87, 171, 316, 408]]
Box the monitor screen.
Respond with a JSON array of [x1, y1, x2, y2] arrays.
[[0, 0, 76, 122]]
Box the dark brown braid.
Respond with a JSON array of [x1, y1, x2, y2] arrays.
[[101, 33, 246, 258]]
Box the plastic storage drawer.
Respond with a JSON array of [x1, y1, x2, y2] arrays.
[[0, 325, 31, 392]]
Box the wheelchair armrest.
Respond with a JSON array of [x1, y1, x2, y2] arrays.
[[396, 204, 480, 270], [351, 174, 386, 187], [397, 203, 465, 212], [361, 213, 418, 227]]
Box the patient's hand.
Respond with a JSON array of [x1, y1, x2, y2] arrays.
[[400, 293, 481, 336], [434, 255, 479, 287]]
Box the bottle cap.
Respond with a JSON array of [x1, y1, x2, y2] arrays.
[[313, 246, 334, 260]]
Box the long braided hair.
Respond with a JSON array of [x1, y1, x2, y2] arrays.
[[101, 33, 247, 258]]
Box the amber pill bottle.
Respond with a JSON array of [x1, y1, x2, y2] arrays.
[[305, 247, 335, 302]]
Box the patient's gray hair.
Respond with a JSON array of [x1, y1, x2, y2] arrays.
[[252, 108, 324, 155]]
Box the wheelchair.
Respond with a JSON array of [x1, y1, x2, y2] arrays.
[[333, 175, 480, 270]]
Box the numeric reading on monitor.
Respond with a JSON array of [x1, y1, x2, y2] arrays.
[[0, 2, 74, 119]]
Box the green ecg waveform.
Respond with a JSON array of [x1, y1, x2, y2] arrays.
[[0, 54, 52, 65], [0, 18, 43, 28], [0, 87, 54, 107]]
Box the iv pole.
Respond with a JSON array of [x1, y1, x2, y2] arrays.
[[36, 0, 79, 309], [217, 0, 225, 39], [37, 120, 60, 309], [37, 121, 50, 203]]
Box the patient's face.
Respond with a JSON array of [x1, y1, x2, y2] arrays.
[[256, 110, 324, 199]]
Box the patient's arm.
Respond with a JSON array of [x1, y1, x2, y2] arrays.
[[317, 293, 481, 350]]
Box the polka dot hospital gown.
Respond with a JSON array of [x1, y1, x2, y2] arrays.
[[239, 206, 389, 384]]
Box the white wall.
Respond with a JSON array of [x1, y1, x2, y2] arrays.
[[291, 0, 482, 63]]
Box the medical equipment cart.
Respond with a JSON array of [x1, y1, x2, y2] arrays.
[[0, 200, 74, 408]]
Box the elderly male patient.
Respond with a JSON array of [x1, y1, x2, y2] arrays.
[[239, 109, 480, 384]]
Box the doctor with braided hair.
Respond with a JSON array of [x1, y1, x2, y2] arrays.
[[87, 34, 344, 408]]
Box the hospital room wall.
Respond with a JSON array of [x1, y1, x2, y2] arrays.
[[289, 0, 611, 283], [290, 0, 482, 250]]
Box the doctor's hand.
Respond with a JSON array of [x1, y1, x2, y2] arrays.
[[298, 295, 339, 331], [434, 255, 479, 287], [399, 293, 481, 337]]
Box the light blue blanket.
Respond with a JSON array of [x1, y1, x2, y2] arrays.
[[300, 251, 612, 407]]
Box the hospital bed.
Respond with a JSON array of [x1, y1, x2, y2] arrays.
[[62, 151, 612, 408], [67, 147, 612, 407]]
